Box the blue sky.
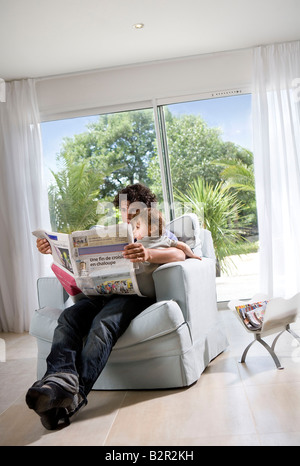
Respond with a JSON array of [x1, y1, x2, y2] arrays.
[[166, 94, 252, 150], [41, 93, 252, 185]]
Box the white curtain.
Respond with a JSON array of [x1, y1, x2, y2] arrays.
[[252, 41, 300, 299], [0, 79, 51, 332]]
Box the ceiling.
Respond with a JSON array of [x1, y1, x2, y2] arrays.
[[1, 0, 300, 81]]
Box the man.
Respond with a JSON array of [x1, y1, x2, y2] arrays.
[[26, 183, 184, 430]]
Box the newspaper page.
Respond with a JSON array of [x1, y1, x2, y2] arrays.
[[32, 224, 141, 297]]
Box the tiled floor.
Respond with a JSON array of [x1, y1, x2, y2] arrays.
[[0, 310, 300, 446]]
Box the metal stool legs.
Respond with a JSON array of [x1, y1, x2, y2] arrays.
[[240, 325, 300, 370], [240, 333, 283, 370]]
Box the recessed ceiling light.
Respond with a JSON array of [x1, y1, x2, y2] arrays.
[[133, 23, 144, 29]]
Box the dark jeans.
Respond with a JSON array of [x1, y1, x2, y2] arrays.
[[44, 294, 155, 397]]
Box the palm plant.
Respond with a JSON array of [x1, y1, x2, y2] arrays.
[[175, 177, 246, 274], [48, 153, 104, 233], [213, 153, 257, 232], [216, 158, 255, 193]]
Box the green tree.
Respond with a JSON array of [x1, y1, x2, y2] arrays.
[[148, 113, 226, 197], [60, 110, 157, 200]]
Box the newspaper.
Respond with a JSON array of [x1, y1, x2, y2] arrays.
[[32, 224, 142, 299]]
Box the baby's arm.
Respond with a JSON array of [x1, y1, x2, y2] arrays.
[[123, 242, 185, 263], [175, 240, 202, 260]]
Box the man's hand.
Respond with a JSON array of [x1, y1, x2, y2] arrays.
[[37, 238, 52, 255], [123, 243, 150, 263]]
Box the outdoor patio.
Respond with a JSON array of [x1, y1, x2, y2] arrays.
[[216, 252, 259, 304]]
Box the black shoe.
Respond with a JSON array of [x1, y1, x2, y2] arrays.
[[26, 380, 74, 414]]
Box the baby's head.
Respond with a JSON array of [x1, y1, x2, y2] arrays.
[[131, 208, 165, 240]]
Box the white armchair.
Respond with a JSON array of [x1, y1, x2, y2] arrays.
[[29, 215, 228, 389]]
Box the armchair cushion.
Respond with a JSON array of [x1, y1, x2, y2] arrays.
[[114, 299, 185, 349]]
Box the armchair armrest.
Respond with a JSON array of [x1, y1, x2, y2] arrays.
[[153, 257, 218, 339], [37, 277, 71, 310]]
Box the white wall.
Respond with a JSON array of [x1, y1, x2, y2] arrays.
[[36, 48, 253, 121]]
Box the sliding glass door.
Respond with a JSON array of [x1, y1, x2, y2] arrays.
[[158, 94, 258, 301]]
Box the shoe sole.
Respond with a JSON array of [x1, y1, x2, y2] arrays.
[[40, 408, 70, 430]]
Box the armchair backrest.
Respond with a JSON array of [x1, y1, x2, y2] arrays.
[[167, 213, 215, 261]]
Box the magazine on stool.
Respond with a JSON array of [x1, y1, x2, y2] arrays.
[[234, 300, 269, 331]]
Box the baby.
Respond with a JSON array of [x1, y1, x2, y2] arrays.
[[129, 207, 201, 297], [130, 207, 202, 260]]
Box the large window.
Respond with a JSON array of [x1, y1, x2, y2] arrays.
[[41, 108, 159, 232], [41, 93, 258, 302]]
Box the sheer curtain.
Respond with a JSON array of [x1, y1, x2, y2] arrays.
[[0, 79, 51, 332], [252, 41, 300, 299]]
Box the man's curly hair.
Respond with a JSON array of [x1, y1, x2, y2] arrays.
[[113, 183, 157, 209]]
